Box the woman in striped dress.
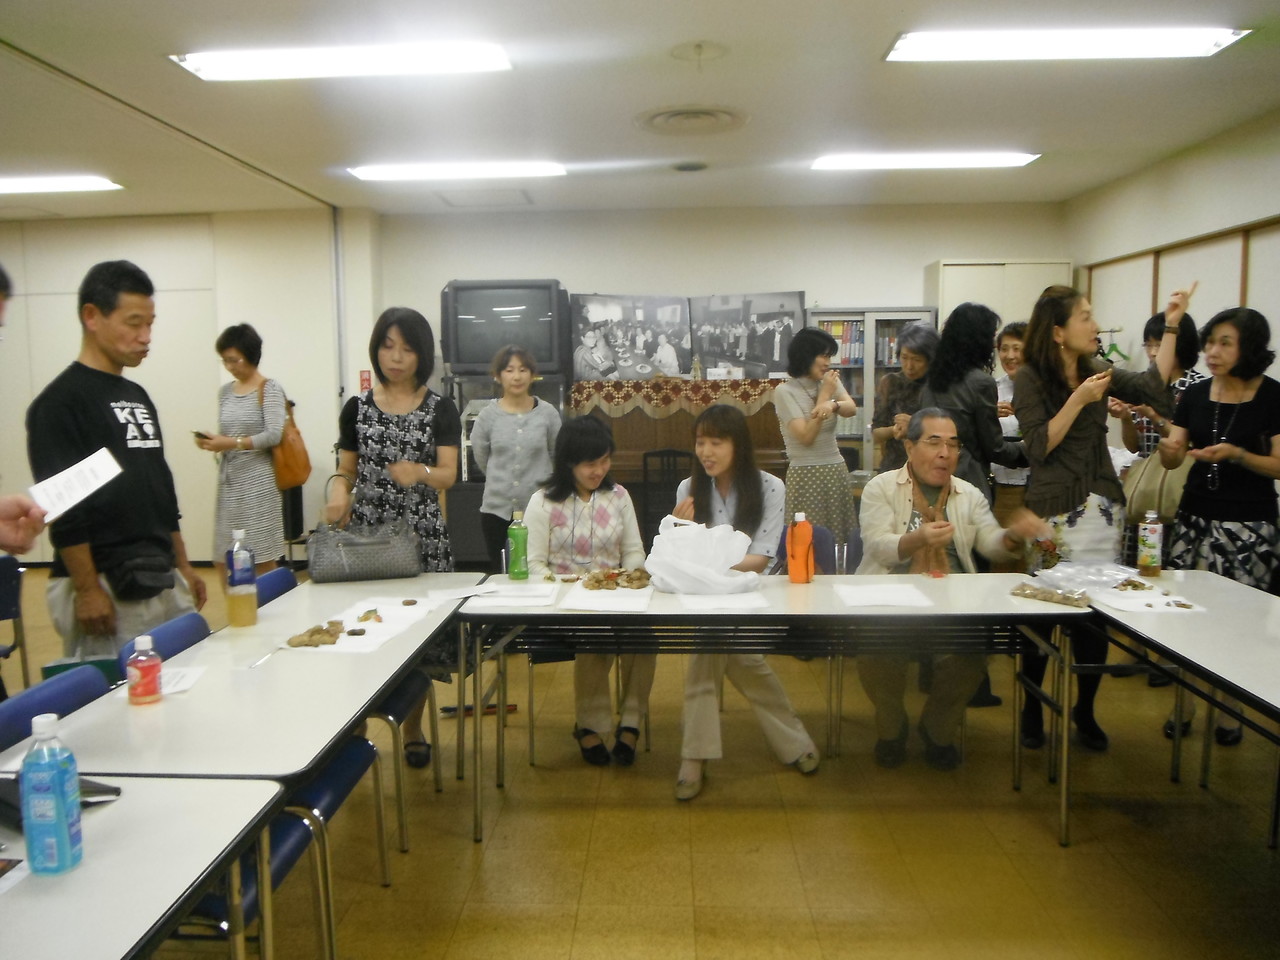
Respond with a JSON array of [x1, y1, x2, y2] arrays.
[[196, 323, 286, 579]]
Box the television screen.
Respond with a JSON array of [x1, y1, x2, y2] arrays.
[[442, 280, 566, 375]]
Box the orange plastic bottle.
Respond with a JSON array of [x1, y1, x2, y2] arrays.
[[787, 512, 815, 583]]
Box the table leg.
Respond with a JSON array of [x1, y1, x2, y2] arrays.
[[257, 827, 274, 960], [1057, 626, 1072, 847], [227, 857, 247, 960], [1270, 747, 1280, 850], [473, 623, 484, 843], [456, 623, 467, 782], [1171, 682, 1186, 783], [496, 646, 506, 789], [1199, 704, 1217, 788], [1012, 649, 1023, 791], [835, 654, 845, 757]]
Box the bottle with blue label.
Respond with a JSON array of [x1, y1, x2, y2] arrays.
[[20, 712, 83, 875], [226, 528, 258, 626]]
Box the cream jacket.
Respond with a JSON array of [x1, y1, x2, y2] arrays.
[[855, 465, 1014, 575]]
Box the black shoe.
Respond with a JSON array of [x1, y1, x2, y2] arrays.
[[1072, 707, 1109, 752], [573, 727, 611, 766], [404, 740, 431, 769], [1147, 672, 1173, 688], [967, 674, 1002, 708], [917, 722, 960, 771], [1162, 719, 1193, 740], [1214, 726, 1244, 747], [611, 726, 639, 766], [873, 719, 909, 769]]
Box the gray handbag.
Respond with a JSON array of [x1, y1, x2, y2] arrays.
[[308, 475, 423, 583]]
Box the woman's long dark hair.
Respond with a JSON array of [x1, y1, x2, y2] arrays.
[[927, 302, 999, 392], [542, 416, 617, 503], [1023, 285, 1093, 408], [690, 404, 763, 536]]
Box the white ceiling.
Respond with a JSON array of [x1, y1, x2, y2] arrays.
[[2, 0, 1279, 220]]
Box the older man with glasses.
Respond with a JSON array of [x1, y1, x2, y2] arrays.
[[855, 407, 1047, 770]]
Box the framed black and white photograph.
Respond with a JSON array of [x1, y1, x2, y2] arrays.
[[689, 291, 805, 379], [569, 293, 692, 381]]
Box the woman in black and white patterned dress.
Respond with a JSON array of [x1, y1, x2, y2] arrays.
[[196, 323, 286, 578], [325, 306, 461, 767]]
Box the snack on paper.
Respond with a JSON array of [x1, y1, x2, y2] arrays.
[[1010, 582, 1090, 608], [582, 568, 652, 591], [287, 623, 344, 647]]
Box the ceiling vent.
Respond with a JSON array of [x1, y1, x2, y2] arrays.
[[636, 105, 747, 136]]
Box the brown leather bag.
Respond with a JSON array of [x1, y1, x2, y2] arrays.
[[259, 382, 311, 490]]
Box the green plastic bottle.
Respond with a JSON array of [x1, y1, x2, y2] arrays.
[[507, 511, 529, 580]]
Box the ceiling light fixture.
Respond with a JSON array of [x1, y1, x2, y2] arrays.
[[348, 162, 566, 181], [812, 153, 1039, 170], [0, 175, 123, 194], [171, 41, 511, 81], [886, 28, 1249, 61]]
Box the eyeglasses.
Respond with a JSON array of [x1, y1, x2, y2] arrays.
[[917, 437, 962, 452]]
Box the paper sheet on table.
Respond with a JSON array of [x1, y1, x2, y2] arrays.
[[427, 585, 497, 603], [465, 582, 561, 609], [280, 597, 437, 654], [833, 583, 934, 608], [28, 448, 122, 522], [115, 666, 206, 697], [558, 582, 653, 612], [679, 592, 770, 611], [1092, 590, 1205, 613]]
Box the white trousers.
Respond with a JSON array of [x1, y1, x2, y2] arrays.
[[681, 652, 815, 762], [575, 653, 656, 735]]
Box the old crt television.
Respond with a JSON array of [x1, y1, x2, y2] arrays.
[[441, 279, 569, 375]]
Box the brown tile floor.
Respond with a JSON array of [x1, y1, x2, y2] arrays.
[[4, 567, 1279, 959]]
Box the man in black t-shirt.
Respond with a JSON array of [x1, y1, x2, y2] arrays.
[[26, 260, 207, 657]]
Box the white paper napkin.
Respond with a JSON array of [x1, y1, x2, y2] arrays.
[[833, 583, 933, 608]]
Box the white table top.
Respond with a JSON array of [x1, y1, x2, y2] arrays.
[[458, 573, 1092, 623], [0, 776, 280, 960], [0, 573, 482, 779], [1089, 569, 1280, 717]]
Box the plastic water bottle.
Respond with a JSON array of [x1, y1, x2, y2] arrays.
[[20, 713, 83, 875], [507, 511, 529, 580], [787, 512, 815, 584], [226, 528, 258, 626], [1137, 510, 1163, 578], [126, 634, 163, 705]]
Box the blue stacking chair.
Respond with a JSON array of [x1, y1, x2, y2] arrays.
[[256, 566, 298, 606], [0, 556, 31, 695], [0, 663, 110, 751], [772, 522, 841, 576], [116, 612, 211, 678], [185, 735, 388, 960]]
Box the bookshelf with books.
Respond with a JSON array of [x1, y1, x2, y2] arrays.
[[804, 307, 937, 461]]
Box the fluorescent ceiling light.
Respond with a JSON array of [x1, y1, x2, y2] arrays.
[[813, 153, 1039, 170], [348, 162, 566, 181], [886, 28, 1249, 61], [0, 175, 123, 194], [171, 42, 510, 81]]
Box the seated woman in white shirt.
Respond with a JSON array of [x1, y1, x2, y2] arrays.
[[671, 404, 820, 800]]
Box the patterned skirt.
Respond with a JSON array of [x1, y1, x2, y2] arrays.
[[1168, 512, 1279, 591], [784, 462, 857, 545], [1031, 494, 1123, 571]]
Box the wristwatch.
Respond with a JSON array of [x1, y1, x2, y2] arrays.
[[1164, 325, 1180, 335]]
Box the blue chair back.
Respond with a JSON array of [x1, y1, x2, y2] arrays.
[[256, 566, 298, 606], [0, 664, 110, 751], [773, 522, 839, 576], [117, 612, 211, 677]]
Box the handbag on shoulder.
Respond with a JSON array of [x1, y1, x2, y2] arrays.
[[258, 382, 311, 490]]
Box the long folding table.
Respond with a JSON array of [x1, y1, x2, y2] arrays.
[[457, 572, 1090, 841]]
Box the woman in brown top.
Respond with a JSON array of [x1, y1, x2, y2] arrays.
[[1013, 284, 1189, 751]]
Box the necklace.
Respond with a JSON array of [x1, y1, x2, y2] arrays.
[[1207, 379, 1244, 493], [568, 491, 598, 568]]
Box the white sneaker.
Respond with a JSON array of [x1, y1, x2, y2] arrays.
[[793, 752, 820, 775]]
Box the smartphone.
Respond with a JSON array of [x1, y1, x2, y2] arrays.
[[193, 431, 210, 440]]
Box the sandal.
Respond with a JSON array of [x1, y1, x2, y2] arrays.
[[404, 740, 431, 769], [573, 727, 611, 766], [612, 726, 640, 766]]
